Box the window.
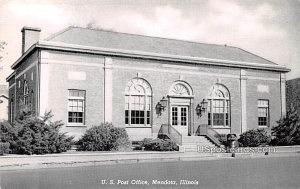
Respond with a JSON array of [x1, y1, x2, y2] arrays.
[[258, 100, 269, 126], [125, 78, 152, 126], [208, 84, 230, 127], [68, 90, 85, 125], [23, 81, 29, 106], [10, 99, 14, 123]]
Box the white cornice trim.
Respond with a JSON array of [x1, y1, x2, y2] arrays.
[[6, 72, 15, 82], [11, 45, 36, 69], [12, 40, 291, 72], [8, 83, 16, 89]]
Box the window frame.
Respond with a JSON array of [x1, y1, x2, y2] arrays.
[[23, 81, 29, 106], [67, 89, 86, 126], [125, 78, 152, 127], [207, 85, 231, 128], [258, 99, 269, 127]]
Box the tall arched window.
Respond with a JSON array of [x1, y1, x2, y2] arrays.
[[207, 84, 230, 127], [125, 78, 152, 126], [23, 81, 29, 106]]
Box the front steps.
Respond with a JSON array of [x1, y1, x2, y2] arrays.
[[181, 136, 216, 152]]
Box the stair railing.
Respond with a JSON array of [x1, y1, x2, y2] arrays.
[[196, 124, 221, 147], [158, 124, 182, 145]]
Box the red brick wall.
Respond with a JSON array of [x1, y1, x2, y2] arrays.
[[8, 48, 285, 139]]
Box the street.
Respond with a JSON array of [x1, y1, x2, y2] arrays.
[[0, 156, 299, 189]]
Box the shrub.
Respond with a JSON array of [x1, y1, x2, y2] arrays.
[[0, 142, 10, 155], [0, 121, 19, 151], [77, 123, 132, 151], [142, 138, 179, 151], [0, 111, 74, 155], [271, 107, 300, 146], [238, 129, 271, 147]]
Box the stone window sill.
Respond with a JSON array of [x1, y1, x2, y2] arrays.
[[211, 126, 231, 129], [66, 124, 87, 127], [125, 125, 152, 128]]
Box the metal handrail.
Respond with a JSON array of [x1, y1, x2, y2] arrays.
[[158, 124, 182, 145], [196, 124, 221, 147]]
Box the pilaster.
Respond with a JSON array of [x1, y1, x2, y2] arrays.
[[240, 69, 247, 133], [39, 52, 49, 116], [104, 57, 113, 122]]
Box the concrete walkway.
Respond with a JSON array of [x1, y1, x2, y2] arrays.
[[1, 145, 299, 171], [0, 151, 215, 170]]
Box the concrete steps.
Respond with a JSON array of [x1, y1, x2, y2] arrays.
[[181, 136, 216, 152]]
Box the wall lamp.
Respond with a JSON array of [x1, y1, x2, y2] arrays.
[[196, 99, 208, 117], [156, 96, 168, 116]]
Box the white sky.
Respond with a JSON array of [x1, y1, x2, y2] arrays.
[[0, 0, 299, 85]]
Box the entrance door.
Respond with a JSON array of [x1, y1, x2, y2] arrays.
[[171, 106, 188, 127]]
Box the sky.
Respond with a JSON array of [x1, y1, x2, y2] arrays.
[[0, 0, 299, 85]]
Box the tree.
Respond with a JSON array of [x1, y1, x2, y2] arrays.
[[0, 111, 74, 154], [85, 21, 115, 32], [0, 41, 7, 62], [271, 106, 300, 146]]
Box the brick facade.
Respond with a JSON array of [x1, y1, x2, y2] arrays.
[[7, 26, 289, 140]]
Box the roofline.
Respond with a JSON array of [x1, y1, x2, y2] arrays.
[[11, 44, 37, 69], [6, 71, 15, 82], [49, 26, 240, 49], [45, 26, 73, 41], [287, 77, 300, 82], [12, 40, 291, 72]]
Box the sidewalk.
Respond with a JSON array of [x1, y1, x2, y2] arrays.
[[1, 146, 299, 171], [0, 151, 216, 170]]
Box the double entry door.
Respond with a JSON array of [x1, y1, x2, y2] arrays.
[[171, 106, 188, 127]]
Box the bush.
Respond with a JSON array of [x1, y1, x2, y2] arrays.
[[142, 138, 179, 151], [238, 129, 271, 147], [0, 142, 10, 155], [0, 111, 74, 155], [271, 107, 300, 146], [77, 123, 132, 151], [0, 121, 19, 151]]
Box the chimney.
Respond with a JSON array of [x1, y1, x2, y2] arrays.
[[21, 27, 41, 54]]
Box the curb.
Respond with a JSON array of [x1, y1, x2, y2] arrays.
[[0, 151, 183, 159], [1, 151, 299, 171], [0, 154, 216, 171]]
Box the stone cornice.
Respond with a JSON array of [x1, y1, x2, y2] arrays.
[[11, 40, 291, 73]]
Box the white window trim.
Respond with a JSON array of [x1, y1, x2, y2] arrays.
[[258, 99, 269, 127], [23, 81, 29, 106], [67, 90, 86, 126], [207, 85, 231, 128], [125, 78, 152, 127]]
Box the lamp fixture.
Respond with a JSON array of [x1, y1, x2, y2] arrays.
[[196, 99, 208, 117], [156, 96, 168, 116]]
